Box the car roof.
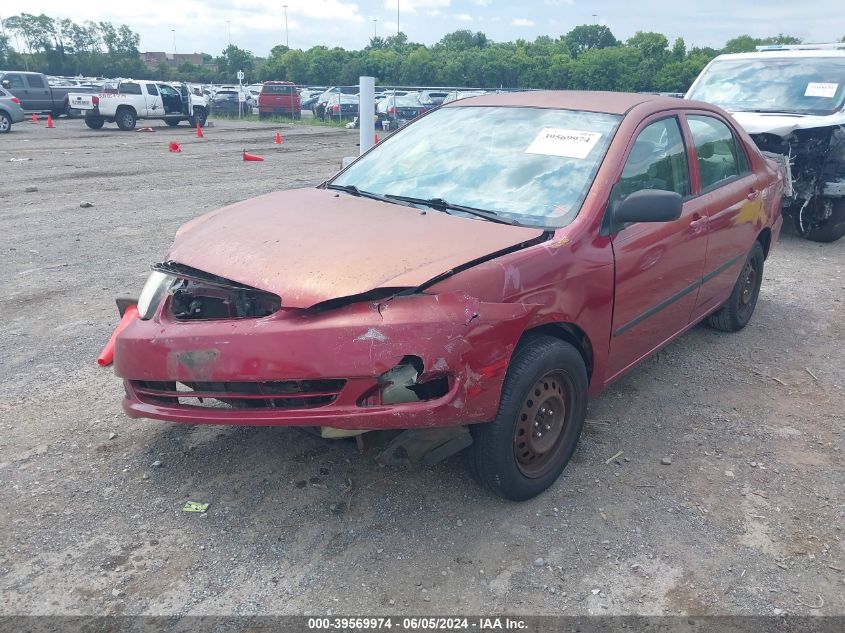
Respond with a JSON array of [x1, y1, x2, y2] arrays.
[[711, 49, 845, 61], [443, 90, 685, 115]]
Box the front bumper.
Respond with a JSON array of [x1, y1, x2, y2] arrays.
[[114, 291, 536, 429]]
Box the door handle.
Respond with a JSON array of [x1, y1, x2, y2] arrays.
[[690, 214, 708, 229], [747, 189, 760, 200]]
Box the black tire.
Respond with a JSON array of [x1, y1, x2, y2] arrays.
[[469, 334, 588, 501], [794, 200, 845, 243], [165, 119, 180, 127], [115, 107, 137, 131], [0, 111, 11, 133], [84, 117, 105, 130], [189, 108, 207, 128], [707, 241, 765, 332]]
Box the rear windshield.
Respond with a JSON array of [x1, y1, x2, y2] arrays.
[[262, 85, 294, 94], [688, 56, 845, 115]]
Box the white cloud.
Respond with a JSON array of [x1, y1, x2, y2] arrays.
[[470, 0, 492, 6], [544, 0, 574, 5], [382, 0, 451, 14], [455, 13, 473, 21], [511, 18, 535, 26]]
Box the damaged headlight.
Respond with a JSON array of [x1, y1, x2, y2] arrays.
[[137, 271, 175, 320]]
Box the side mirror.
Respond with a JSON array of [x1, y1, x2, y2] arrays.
[[613, 189, 683, 227], [1, 79, 10, 89], [341, 156, 356, 169]]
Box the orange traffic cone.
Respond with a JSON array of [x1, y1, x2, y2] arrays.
[[97, 305, 139, 367], [196, 122, 204, 138], [46, 114, 54, 128], [274, 132, 282, 145], [31, 113, 38, 124], [374, 134, 379, 144], [169, 141, 181, 153], [243, 150, 264, 162]]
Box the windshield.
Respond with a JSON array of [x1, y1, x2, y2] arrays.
[[688, 56, 845, 115], [331, 106, 620, 228]]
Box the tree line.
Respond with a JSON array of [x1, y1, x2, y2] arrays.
[[2, 14, 842, 93]]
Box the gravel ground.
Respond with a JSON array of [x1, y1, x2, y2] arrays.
[[0, 118, 843, 617]]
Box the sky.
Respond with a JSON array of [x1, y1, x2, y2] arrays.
[[11, 0, 845, 57]]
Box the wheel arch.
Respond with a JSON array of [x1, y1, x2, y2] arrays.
[[115, 104, 137, 117], [518, 322, 594, 380]]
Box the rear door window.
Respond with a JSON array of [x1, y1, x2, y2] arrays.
[[146, 84, 159, 96], [687, 115, 748, 190], [25, 75, 46, 88]]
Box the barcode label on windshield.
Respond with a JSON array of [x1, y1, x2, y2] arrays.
[[525, 128, 603, 159], [805, 82, 838, 98]]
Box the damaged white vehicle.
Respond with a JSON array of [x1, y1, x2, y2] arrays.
[[687, 44, 845, 242]]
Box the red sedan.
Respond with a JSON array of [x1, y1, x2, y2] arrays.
[[111, 91, 783, 500]]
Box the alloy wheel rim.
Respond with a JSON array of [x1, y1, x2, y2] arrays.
[[513, 371, 568, 478]]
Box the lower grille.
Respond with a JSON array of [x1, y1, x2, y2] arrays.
[[131, 379, 345, 410]]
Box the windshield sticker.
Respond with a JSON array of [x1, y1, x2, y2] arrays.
[[525, 128, 603, 159], [804, 82, 838, 98]]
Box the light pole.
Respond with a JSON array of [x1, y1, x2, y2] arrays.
[[373, 18, 378, 38], [171, 29, 176, 54], [397, 0, 400, 36], [283, 5, 289, 48], [226, 21, 231, 46]]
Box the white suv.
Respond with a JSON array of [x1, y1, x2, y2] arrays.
[[686, 44, 845, 242]]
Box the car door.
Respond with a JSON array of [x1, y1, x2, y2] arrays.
[[606, 114, 710, 381], [24, 74, 51, 112], [683, 113, 761, 321], [144, 83, 163, 115]]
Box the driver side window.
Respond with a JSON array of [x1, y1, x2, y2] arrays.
[[617, 117, 690, 202]]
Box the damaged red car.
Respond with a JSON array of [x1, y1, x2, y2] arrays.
[[112, 91, 783, 500]]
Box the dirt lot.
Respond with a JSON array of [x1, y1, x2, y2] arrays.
[[0, 118, 842, 617]]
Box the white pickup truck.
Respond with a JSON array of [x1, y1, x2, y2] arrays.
[[68, 80, 208, 131]]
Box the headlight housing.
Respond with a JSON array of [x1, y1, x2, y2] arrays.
[[137, 271, 174, 320]]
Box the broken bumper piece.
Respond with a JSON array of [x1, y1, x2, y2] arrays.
[[114, 291, 536, 429]]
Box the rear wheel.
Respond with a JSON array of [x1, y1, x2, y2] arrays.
[[165, 119, 180, 127], [0, 111, 11, 133], [707, 241, 764, 332], [115, 107, 137, 131], [189, 108, 207, 128], [84, 116, 105, 130], [469, 334, 588, 501], [794, 199, 845, 243]]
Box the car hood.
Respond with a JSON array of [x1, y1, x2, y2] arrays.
[[729, 110, 845, 136], [167, 188, 544, 308]]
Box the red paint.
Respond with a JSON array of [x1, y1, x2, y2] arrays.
[[113, 92, 782, 428]]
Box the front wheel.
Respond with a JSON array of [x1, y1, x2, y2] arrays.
[[707, 241, 765, 332], [794, 199, 845, 243], [189, 109, 207, 128], [84, 116, 105, 130], [115, 108, 137, 131], [469, 334, 588, 501], [0, 111, 11, 133], [165, 119, 180, 127]]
